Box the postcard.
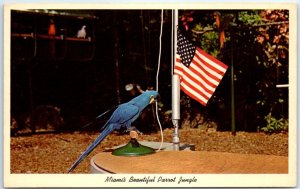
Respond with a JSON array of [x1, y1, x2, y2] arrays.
[[3, 2, 297, 187]]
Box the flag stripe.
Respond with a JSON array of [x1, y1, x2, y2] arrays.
[[174, 56, 183, 75], [176, 61, 216, 93], [189, 63, 219, 87], [181, 77, 213, 100], [194, 51, 224, 80], [180, 83, 207, 106], [197, 48, 228, 71], [180, 72, 212, 98], [195, 53, 227, 77], [176, 55, 221, 88]]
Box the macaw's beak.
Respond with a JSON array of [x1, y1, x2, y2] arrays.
[[149, 95, 156, 104]]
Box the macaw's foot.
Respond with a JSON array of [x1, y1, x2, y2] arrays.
[[130, 130, 139, 139], [126, 126, 143, 136]]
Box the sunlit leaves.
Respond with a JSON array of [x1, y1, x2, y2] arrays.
[[256, 10, 289, 68], [238, 11, 263, 25]]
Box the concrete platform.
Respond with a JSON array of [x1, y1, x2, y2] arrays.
[[91, 150, 288, 174]]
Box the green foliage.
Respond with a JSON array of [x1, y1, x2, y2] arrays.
[[200, 31, 220, 58], [238, 11, 262, 25], [190, 23, 220, 58], [180, 95, 192, 116], [260, 113, 288, 133]]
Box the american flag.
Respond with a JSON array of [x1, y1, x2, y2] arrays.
[[174, 30, 228, 106]]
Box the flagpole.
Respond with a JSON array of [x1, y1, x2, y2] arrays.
[[230, 31, 236, 136], [172, 9, 180, 151]]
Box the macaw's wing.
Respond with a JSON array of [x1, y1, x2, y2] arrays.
[[81, 105, 119, 130], [108, 103, 140, 128]]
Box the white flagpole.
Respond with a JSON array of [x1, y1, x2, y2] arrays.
[[172, 9, 180, 151]]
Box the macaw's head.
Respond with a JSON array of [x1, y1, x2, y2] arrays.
[[144, 90, 159, 104], [129, 90, 159, 109]]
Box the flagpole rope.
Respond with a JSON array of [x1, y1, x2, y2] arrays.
[[155, 9, 164, 151]]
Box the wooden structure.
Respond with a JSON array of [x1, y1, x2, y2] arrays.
[[11, 9, 97, 61]]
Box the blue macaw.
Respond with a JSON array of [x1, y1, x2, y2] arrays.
[[67, 90, 159, 173]]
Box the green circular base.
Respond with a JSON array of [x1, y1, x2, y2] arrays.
[[112, 138, 155, 156]]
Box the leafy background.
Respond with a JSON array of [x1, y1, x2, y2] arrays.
[[11, 9, 289, 134]]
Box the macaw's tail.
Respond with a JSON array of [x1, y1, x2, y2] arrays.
[[67, 125, 114, 173]]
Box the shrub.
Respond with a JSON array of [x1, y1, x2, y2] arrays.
[[260, 112, 288, 133]]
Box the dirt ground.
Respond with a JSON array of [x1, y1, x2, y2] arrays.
[[10, 128, 288, 174]]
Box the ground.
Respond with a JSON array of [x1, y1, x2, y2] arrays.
[[10, 128, 288, 174]]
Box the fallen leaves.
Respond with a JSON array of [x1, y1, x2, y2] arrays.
[[10, 129, 288, 173]]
